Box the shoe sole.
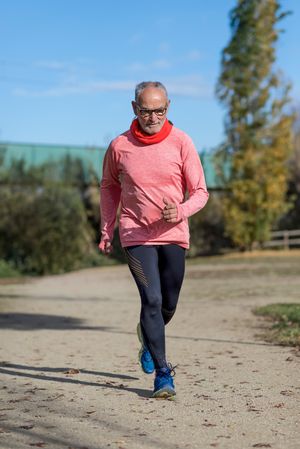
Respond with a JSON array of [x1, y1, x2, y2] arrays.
[[152, 387, 176, 399]]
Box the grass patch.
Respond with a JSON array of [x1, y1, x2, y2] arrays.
[[254, 303, 300, 347]]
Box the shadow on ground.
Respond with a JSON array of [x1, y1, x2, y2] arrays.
[[0, 293, 109, 302], [0, 312, 112, 330], [0, 312, 277, 348], [0, 362, 149, 398]]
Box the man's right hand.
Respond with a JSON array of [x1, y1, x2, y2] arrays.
[[98, 240, 113, 255]]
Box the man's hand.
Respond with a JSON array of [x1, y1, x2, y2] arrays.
[[98, 240, 113, 255], [162, 197, 178, 223]]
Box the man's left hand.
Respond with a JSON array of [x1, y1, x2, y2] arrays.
[[162, 197, 178, 223]]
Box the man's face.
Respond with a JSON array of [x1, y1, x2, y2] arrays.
[[132, 87, 170, 135]]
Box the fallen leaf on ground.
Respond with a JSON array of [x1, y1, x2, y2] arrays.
[[29, 442, 47, 447], [43, 394, 64, 402], [63, 369, 80, 375], [252, 444, 271, 448], [247, 407, 261, 412], [280, 390, 293, 396], [9, 396, 31, 403]]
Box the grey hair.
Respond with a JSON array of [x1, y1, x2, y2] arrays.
[[135, 81, 168, 102]]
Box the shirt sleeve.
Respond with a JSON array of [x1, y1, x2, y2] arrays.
[[100, 143, 121, 242], [177, 134, 209, 220]]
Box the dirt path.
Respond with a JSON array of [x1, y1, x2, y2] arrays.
[[0, 258, 299, 449]]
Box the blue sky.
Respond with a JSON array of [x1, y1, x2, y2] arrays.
[[0, 0, 299, 151]]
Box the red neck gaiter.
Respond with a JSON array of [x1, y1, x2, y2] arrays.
[[130, 118, 173, 145]]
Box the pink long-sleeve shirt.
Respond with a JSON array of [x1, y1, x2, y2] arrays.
[[100, 125, 209, 249]]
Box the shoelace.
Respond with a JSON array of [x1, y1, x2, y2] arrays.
[[157, 363, 177, 377], [168, 363, 177, 377]]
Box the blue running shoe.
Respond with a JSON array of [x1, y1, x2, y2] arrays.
[[137, 323, 155, 374], [152, 364, 176, 399]]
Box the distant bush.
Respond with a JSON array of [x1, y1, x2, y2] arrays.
[[189, 193, 232, 256], [0, 259, 21, 278], [0, 155, 109, 274], [0, 186, 94, 274], [0, 155, 98, 188]]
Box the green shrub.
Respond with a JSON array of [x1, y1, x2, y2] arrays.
[[0, 186, 93, 274], [0, 259, 21, 278], [189, 193, 232, 256]]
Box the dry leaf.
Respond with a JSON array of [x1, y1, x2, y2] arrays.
[[247, 407, 261, 412], [280, 390, 293, 396], [63, 369, 80, 375], [29, 443, 46, 447], [252, 444, 271, 448], [9, 396, 30, 403]]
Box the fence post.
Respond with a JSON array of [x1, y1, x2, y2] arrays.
[[283, 230, 289, 250]]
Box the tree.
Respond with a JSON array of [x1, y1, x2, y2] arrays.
[[216, 0, 294, 249], [279, 108, 300, 229]]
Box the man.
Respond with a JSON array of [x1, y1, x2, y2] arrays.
[[99, 81, 209, 399]]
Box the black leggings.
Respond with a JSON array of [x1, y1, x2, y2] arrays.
[[124, 244, 185, 369]]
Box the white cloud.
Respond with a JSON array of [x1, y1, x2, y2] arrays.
[[12, 76, 213, 99], [125, 49, 202, 74], [152, 59, 171, 69], [128, 33, 143, 44], [126, 62, 148, 72], [186, 50, 202, 61], [167, 76, 213, 98], [13, 80, 135, 97], [34, 60, 70, 71], [126, 58, 171, 72], [158, 42, 170, 53]]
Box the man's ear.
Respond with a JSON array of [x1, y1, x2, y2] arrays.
[[132, 101, 137, 116]]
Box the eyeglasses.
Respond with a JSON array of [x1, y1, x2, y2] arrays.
[[136, 104, 168, 118]]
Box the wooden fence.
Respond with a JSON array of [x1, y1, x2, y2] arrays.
[[262, 229, 300, 249]]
